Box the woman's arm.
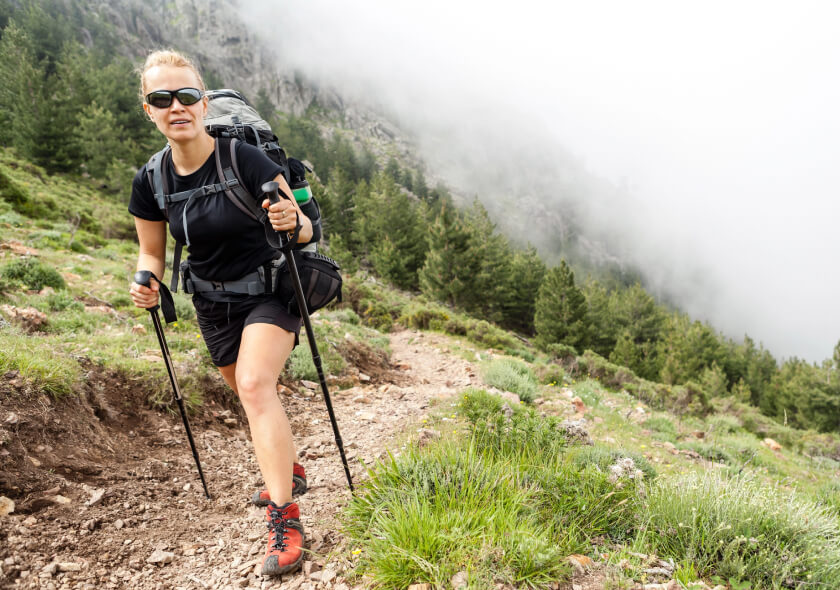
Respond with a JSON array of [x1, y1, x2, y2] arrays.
[[262, 173, 314, 244], [129, 217, 167, 308]]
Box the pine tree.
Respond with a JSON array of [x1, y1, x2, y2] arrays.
[[418, 205, 476, 306], [502, 246, 545, 334], [534, 260, 588, 351], [583, 279, 616, 357], [354, 173, 427, 289], [0, 22, 44, 159]]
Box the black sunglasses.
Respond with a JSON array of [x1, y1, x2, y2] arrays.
[[145, 87, 204, 109]]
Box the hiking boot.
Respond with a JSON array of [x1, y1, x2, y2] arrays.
[[251, 463, 307, 506], [261, 501, 305, 576]]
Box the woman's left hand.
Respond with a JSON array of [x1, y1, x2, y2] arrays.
[[263, 197, 301, 233]]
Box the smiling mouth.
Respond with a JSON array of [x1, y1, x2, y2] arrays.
[[170, 120, 190, 126]]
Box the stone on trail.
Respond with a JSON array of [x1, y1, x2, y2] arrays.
[[146, 549, 175, 565], [0, 496, 14, 516], [86, 488, 106, 506], [58, 562, 83, 572]]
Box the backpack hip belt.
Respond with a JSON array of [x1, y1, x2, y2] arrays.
[[180, 244, 318, 296]]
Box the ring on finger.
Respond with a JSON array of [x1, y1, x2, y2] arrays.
[[281, 210, 286, 218]]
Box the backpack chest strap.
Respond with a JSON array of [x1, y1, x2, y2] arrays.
[[156, 178, 242, 209]]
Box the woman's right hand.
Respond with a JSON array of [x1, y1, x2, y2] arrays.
[[129, 279, 160, 309]]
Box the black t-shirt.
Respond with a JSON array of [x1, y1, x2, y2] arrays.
[[129, 141, 283, 283]]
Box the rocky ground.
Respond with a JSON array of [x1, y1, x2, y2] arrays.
[[0, 329, 484, 589]]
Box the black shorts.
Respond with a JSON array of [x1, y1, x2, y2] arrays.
[[193, 294, 302, 367]]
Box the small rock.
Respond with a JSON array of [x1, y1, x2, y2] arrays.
[[301, 380, 318, 390], [146, 549, 175, 565], [29, 456, 42, 467], [58, 562, 82, 572], [114, 519, 125, 529], [450, 570, 468, 588], [408, 585, 432, 590], [51, 495, 71, 504], [763, 437, 782, 451], [352, 395, 372, 404], [86, 489, 106, 506], [571, 396, 587, 413], [0, 496, 14, 516], [692, 430, 706, 439], [566, 554, 594, 575], [417, 428, 440, 448], [23, 516, 36, 526], [356, 411, 376, 421], [41, 562, 58, 575], [131, 324, 147, 335], [4, 412, 19, 425], [501, 403, 514, 420], [359, 373, 371, 382]]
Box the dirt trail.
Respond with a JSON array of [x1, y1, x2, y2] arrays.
[[0, 329, 479, 589]]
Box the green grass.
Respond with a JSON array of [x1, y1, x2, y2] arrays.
[[0, 329, 81, 396], [645, 471, 840, 588], [343, 389, 642, 588]]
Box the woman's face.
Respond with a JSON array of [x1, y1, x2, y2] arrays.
[[142, 65, 208, 144]]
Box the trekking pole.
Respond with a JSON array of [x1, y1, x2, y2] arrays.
[[134, 270, 211, 499], [262, 181, 354, 493]]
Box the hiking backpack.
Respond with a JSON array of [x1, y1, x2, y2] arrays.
[[145, 89, 341, 316]]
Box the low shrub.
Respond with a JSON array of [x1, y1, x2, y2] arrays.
[[399, 300, 450, 330], [677, 441, 734, 465], [705, 413, 743, 435], [646, 471, 840, 588], [0, 258, 66, 291], [643, 416, 678, 440], [574, 350, 638, 390], [535, 361, 567, 386], [480, 357, 537, 403], [568, 445, 658, 481]]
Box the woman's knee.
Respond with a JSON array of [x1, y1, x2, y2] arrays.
[[235, 371, 276, 408]]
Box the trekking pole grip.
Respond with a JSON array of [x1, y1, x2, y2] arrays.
[[133, 270, 160, 313]]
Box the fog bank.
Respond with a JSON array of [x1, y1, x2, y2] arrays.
[[242, 0, 840, 362]]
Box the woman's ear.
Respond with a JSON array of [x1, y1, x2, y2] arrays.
[[143, 102, 154, 121]]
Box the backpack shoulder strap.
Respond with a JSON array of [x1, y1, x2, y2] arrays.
[[213, 137, 267, 223], [146, 145, 172, 218], [145, 146, 186, 293]]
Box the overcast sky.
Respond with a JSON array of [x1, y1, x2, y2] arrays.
[[243, 1, 840, 363]]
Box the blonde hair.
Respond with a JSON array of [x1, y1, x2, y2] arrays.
[[139, 49, 206, 101]]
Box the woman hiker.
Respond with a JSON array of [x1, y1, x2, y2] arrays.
[[128, 49, 308, 576]]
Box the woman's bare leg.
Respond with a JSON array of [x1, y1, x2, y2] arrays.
[[217, 323, 296, 504]]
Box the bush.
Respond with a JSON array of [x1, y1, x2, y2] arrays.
[[677, 441, 734, 465], [574, 350, 638, 390], [0, 258, 66, 291], [643, 416, 678, 440], [568, 445, 658, 481], [646, 471, 840, 588], [536, 361, 567, 386], [399, 301, 450, 330], [480, 357, 537, 403], [706, 414, 743, 435], [45, 291, 83, 312]]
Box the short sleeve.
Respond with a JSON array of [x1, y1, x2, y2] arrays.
[[234, 142, 285, 200], [128, 165, 167, 222]]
